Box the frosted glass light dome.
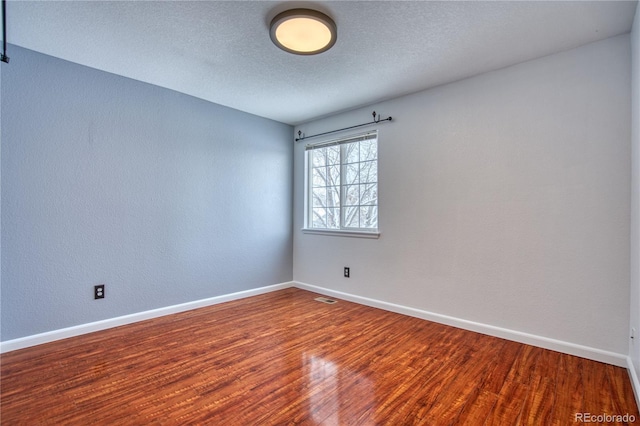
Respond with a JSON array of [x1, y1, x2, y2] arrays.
[[270, 9, 337, 55]]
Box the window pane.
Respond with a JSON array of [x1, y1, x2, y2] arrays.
[[360, 140, 377, 161], [344, 206, 359, 228], [344, 185, 359, 206], [359, 161, 377, 183], [359, 206, 378, 229], [345, 163, 359, 185], [344, 142, 359, 164], [312, 167, 327, 187], [327, 165, 340, 186], [312, 187, 326, 208], [312, 149, 326, 167], [326, 208, 340, 229], [312, 208, 327, 228], [326, 146, 340, 165], [360, 183, 377, 205], [327, 186, 340, 208]]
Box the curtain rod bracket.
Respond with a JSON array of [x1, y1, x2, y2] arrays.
[[296, 110, 393, 142]]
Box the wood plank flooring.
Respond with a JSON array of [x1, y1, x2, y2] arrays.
[[1, 288, 638, 424]]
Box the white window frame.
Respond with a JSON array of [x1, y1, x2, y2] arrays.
[[302, 130, 380, 239]]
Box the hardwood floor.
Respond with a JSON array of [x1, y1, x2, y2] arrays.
[[1, 288, 638, 425]]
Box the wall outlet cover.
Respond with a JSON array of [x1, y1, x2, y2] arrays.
[[94, 284, 105, 300]]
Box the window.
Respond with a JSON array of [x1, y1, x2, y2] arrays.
[[304, 131, 378, 236]]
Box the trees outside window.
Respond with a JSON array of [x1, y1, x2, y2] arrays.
[[306, 132, 378, 232]]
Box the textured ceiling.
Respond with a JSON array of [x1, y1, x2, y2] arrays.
[[4, 1, 638, 125]]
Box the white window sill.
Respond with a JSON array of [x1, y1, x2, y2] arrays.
[[301, 228, 380, 239]]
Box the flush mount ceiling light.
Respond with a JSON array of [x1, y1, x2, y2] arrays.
[[270, 8, 337, 55]]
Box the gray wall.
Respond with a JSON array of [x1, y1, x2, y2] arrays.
[[1, 46, 293, 340], [631, 5, 640, 378], [294, 35, 631, 355]]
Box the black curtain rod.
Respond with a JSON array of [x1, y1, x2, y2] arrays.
[[1, 0, 9, 63], [296, 111, 392, 142]]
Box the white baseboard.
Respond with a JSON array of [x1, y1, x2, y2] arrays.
[[628, 357, 640, 409], [0, 282, 294, 353], [1, 280, 631, 370], [293, 281, 629, 367]]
